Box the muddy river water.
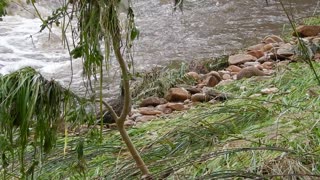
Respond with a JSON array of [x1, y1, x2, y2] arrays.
[[0, 0, 318, 97]]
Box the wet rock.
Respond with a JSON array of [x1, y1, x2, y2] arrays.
[[276, 43, 295, 57], [228, 54, 257, 65], [261, 87, 279, 94], [237, 67, 266, 80], [140, 97, 167, 107], [167, 102, 185, 111], [165, 88, 191, 102], [293, 25, 320, 37], [185, 71, 201, 81], [247, 43, 265, 51], [191, 93, 207, 102], [139, 107, 162, 115], [226, 65, 242, 72], [262, 35, 284, 43], [247, 50, 264, 58], [136, 115, 156, 123]]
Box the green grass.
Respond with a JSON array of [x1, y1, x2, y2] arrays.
[[3, 62, 318, 179], [0, 0, 7, 17], [303, 16, 320, 25]]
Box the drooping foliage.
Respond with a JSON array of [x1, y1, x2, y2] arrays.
[[0, 0, 8, 17], [0, 67, 86, 178]]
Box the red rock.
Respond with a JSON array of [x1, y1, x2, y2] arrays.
[[167, 102, 185, 111], [139, 107, 162, 115], [165, 88, 191, 102], [247, 43, 265, 51], [262, 44, 274, 52], [247, 50, 264, 59], [226, 65, 242, 72], [293, 25, 320, 37], [237, 67, 266, 80], [140, 97, 167, 107], [228, 54, 257, 65]]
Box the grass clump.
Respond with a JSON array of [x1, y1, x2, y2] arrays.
[[303, 16, 320, 25]]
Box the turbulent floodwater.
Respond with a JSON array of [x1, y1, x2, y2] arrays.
[[0, 0, 319, 96]]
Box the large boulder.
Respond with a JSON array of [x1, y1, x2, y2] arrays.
[[228, 54, 257, 65], [165, 88, 191, 102], [293, 25, 320, 37]]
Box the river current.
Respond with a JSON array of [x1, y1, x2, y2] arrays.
[[0, 0, 318, 97]]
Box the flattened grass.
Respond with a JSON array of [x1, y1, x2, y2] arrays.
[[21, 61, 320, 179]]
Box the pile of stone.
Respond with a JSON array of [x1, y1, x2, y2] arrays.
[[123, 25, 320, 127]]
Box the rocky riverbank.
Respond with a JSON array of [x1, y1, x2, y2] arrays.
[[118, 25, 320, 127]]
